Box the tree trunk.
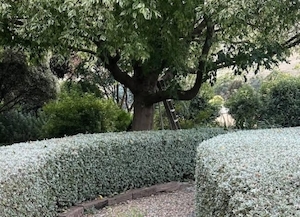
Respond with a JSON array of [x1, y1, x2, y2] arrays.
[[131, 96, 154, 131]]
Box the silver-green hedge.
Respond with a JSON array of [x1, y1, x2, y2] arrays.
[[195, 127, 300, 217], [0, 128, 225, 217]]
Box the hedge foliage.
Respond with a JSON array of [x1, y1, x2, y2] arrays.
[[195, 127, 300, 217], [0, 128, 225, 217], [260, 77, 300, 127], [225, 84, 261, 129], [226, 72, 300, 129], [42, 92, 131, 138]]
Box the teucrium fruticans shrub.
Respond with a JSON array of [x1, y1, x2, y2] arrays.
[[0, 128, 225, 216], [196, 127, 300, 216]]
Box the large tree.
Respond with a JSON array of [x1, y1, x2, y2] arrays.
[[1, 0, 299, 130], [0, 48, 58, 113]]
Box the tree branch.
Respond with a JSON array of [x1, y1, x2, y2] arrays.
[[68, 46, 97, 56], [209, 33, 300, 72], [192, 19, 206, 38], [0, 93, 24, 113], [176, 17, 214, 100], [101, 53, 136, 93], [145, 19, 215, 105], [283, 33, 300, 49]]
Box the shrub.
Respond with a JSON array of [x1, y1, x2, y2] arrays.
[[213, 74, 263, 100], [213, 75, 244, 100], [188, 96, 219, 126], [195, 127, 300, 216], [260, 76, 300, 127], [42, 92, 131, 138], [0, 110, 46, 145], [188, 84, 223, 127], [0, 128, 226, 216], [226, 84, 262, 129]]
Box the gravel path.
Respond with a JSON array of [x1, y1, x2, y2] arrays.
[[84, 184, 195, 217]]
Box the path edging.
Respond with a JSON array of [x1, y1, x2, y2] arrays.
[[57, 181, 192, 217]]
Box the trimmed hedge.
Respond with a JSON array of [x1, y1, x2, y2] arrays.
[[0, 128, 225, 217], [195, 127, 300, 216]]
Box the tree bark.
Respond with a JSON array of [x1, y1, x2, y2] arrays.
[[131, 95, 154, 131]]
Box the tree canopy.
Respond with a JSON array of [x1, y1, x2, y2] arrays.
[[1, 0, 299, 130], [0, 48, 58, 113]]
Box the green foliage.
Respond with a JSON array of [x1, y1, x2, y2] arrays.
[[213, 75, 244, 100], [3, 0, 298, 69], [208, 95, 224, 108], [260, 76, 300, 127], [0, 48, 58, 113], [226, 84, 261, 129], [42, 91, 131, 138], [61, 80, 103, 98], [186, 97, 219, 127], [0, 110, 46, 145], [213, 74, 263, 100], [225, 71, 300, 129], [0, 128, 226, 216], [1, 0, 299, 130], [154, 83, 221, 129], [49, 54, 71, 78], [182, 83, 222, 128]]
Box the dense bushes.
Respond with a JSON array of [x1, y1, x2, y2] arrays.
[[225, 84, 261, 129], [260, 77, 300, 127], [0, 87, 131, 143], [226, 72, 300, 128], [195, 127, 300, 216], [0, 128, 226, 216], [42, 91, 131, 138], [0, 110, 46, 145], [0, 49, 58, 114]]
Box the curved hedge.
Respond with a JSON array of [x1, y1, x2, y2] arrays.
[[0, 128, 225, 217], [195, 127, 300, 216]]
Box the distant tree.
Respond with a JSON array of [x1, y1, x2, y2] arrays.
[[0, 48, 58, 113], [50, 54, 134, 112], [226, 84, 262, 129], [69, 59, 134, 112], [49, 54, 71, 79], [1, 0, 299, 130], [260, 74, 300, 127]]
